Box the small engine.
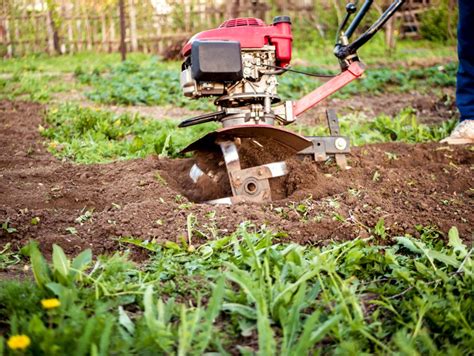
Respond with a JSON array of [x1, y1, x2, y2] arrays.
[[180, 16, 294, 126]]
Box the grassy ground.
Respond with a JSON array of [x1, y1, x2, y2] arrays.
[[0, 39, 457, 107], [1, 40, 472, 355], [0, 38, 455, 74], [41, 104, 455, 164], [1, 226, 472, 354]]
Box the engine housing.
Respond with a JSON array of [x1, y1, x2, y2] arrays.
[[180, 16, 292, 104]]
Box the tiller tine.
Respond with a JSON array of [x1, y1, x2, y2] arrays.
[[182, 125, 312, 204]]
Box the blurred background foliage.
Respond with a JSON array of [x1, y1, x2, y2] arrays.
[[0, 0, 458, 59]]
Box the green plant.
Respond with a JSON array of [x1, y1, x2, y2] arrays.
[[81, 57, 213, 111], [296, 108, 457, 146], [0, 243, 21, 270], [0, 72, 76, 103], [21, 242, 92, 290], [1, 219, 17, 234], [2, 225, 471, 354], [277, 62, 457, 101], [42, 104, 218, 163], [420, 0, 457, 43]]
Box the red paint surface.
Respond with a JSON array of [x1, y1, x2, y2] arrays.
[[182, 18, 292, 67], [293, 62, 366, 117]]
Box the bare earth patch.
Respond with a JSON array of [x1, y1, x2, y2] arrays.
[[0, 101, 472, 259]]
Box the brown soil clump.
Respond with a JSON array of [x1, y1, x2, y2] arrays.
[[0, 101, 472, 260]]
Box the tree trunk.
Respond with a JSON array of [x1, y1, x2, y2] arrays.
[[119, 0, 127, 61]]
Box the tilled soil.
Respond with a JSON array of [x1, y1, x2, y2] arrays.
[[0, 100, 472, 259]]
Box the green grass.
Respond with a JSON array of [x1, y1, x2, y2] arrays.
[[0, 225, 471, 354], [278, 61, 457, 101], [41, 104, 456, 164], [295, 109, 457, 146], [77, 58, 213, 111], [0, 40, 456, 106], [0, 39, 454, 74], [0, 52, 151, 74], [42, 104, 218, 163], [0, 73, 78, 103], [294, 36, 456, 66], [75, 56, 456, 108]]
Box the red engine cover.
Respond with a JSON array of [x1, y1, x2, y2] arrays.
[[182, 17, 292, 67]]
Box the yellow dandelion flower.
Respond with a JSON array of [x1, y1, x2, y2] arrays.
[[7, 334, 31, 350], [41, 298, 61, 309], [48, 141, 59, 150]]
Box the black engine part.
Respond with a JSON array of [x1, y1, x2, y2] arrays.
[[191, 40, 243, 82]]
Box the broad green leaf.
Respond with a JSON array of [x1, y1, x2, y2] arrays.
[[394, 236, 422, 253], [225, 266, 258, 303], [118, 306, 135, 335], [52, 244, 70, 280], [448, 226, 467, 258], [427, 250, 460, 268], [71, 249, 92, 273], [143, 286, 157, 330], [194, 277, 225, 353], [309, 314, 341, 344], [46, 282, 68, 298], [291, 311, 320, 354], [22, 241, 51, 289], [223, 303, 257, 320], [76, 318, 96, 356], [280, 283, 307, 356], [271, 265, 321, 313], [28, 314, 47, 335]]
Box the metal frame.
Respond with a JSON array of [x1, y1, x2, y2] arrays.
[[298, 109, 350, 169]]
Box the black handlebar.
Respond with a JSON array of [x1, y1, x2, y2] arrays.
[[344, 0, 374, 40], [334, 0, 405, 62]]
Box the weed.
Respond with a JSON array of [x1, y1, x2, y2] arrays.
[[153, 172, 167, 186], [42, 104, 218, 163], [1, 225, 472, 354], [65, 227, 78, 235], [42, 104, 455, 166], [82, 58, 457, 109], [75, 209, 94, 225], [372, 170, 381, 182], [81, 57, 213, 111], [297, 109, 457, 146], [348, 188, 362, 198], [1, 220, 17, 234], [0, 243, 21, 270], [30, 217, 41, 226], [385, 151, 399, 160], [374, 218, 387, 239]]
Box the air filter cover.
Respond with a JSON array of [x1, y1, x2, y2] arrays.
[[191, 40, 243, 82]]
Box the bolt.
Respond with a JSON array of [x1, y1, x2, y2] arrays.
[[257, 168, 264, 176], [335, 138, 347, 151]]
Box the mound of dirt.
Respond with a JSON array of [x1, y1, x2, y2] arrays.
[[0, 100, 472, 259], [184, 137, 297, 202]]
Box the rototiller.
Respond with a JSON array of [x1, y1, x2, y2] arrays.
[[179, 0, 405, 204]]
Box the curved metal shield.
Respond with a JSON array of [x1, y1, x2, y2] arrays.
[[181, 124, 312, 154]]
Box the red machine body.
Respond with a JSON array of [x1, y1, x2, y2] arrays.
[[182, 17, 293, 67]]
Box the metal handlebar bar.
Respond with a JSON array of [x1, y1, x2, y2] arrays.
[[334, 0, 405, 62]]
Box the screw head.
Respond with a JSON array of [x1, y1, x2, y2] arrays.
[[346, 3, 357, 13], [335, 138, 347, 151]]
